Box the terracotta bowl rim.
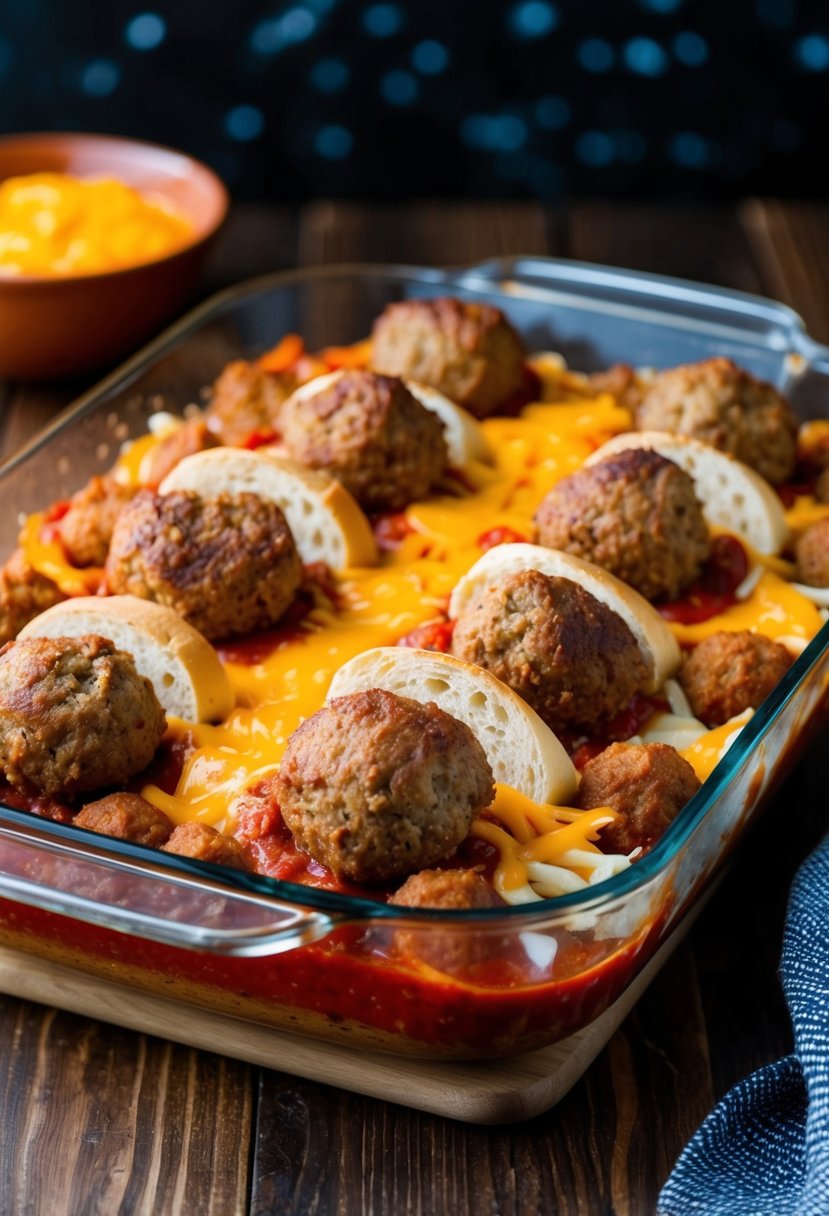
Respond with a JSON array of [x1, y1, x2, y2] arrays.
[[0, 130, 229, 287]]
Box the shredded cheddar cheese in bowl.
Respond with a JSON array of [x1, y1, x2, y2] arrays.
[[0, 172, 193, 276]]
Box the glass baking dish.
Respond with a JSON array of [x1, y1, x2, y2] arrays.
[[1, 259, 828, 1061]]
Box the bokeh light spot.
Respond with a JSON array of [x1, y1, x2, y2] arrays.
[[316, 124, 354, 159], [380, 69, 418, 105], [623, 36, 668, 76], [80, 59, 121, 97], [251, 8, 316, 54], [794, 33, 829, 72], [310, 57, 350, 93], [577, 38, 615, 73], [575, 130, 615, 167], [411, 40, 449, 74], [673, 31, 708, 66], [509, 2, 559, 39], [461, 114, 528, 152], [637, 0, 682, 12], [125, 12, 166, 51], [362, 4, 403, 37], [669, 130, 710, 167], [224, 104, 265, 141]]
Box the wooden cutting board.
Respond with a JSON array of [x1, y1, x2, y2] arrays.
[[0, 898, 707, 1125]]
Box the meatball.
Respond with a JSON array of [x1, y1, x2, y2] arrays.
[[634, 357, 797, 484], [204, 359, 297, 445], [577, 741, 701, 854], [57, 475, 136, 568], [0, 635, 166, 798], [371, 297, 527, 418], [162, 821, 252, 871], [390, 867, 500, 911], [139, 417, 220, 489], [0, 549, 66, 645], [76, 791, 173, 847], [680, 630, 793, 727], [106, 488, 302, 640], [388, 868, 503, 974], [535, 448, 710, 601], [586, 363, 643, 412], [276, 689, 494, 884], [279, 369, 448, 512], [451, 569, 648, 733], [795, 517, 829, 588]]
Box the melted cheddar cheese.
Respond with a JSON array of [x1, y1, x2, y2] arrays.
[[472, 785, 632, 903], [16, 365, 827, 892]]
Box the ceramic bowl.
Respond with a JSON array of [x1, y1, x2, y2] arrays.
[[0, 132, 228, 379]]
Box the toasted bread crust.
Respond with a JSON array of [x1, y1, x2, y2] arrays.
[[19, 594, 234, 723]]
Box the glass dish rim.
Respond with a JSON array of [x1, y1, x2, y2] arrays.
[[1, 256, 826, 928]]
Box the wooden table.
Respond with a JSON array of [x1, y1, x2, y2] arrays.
[[1, 200, 827, 1215]]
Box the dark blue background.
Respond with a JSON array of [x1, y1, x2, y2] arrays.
[[1, 0, 827, 199]]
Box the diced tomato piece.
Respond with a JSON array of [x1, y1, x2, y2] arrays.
[[372, 512, 415, 550], [241, 428, 278, 450], [258, 333, 305, 373], [42, 499, 71, 524], [477, 526, 528, 551], [321, 339, 372, 370], [658, 535, 749, 625], [396, 619, 455, 653]]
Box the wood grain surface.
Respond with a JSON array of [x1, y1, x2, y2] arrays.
[[1, 199, 828, 1215]]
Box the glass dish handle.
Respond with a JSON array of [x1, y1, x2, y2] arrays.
[[0, 820, 337, 957]]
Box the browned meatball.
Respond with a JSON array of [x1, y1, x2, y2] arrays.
[[76, 792, 173, 847], [279, 369, 448, 512], [795, 517, 829, 588], [586, 363, 643, 412], [204, 359, 297, 445], [106, 488, 302, 640], [390, 867, 500, 909], [371, 297, 527, 418], [276, 689, 494, 884], [0, 635, 166, 798], [634, 357, 797, 484], [451, 570, 648, 733], [139, 417, 220, 489], [577, 741, 701, 854], [162, 821, 252, 871], [534, 448, 710, 601], [57, 475, 137, 568], [0, 549, 66, 645], [388, 868, 503, 974], [680, 630, 793, 727]]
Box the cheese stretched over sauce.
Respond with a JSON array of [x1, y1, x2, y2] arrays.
[[16, 370, 825, 884]]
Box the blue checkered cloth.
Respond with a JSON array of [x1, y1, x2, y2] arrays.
[[658, 833, 829, 1215]]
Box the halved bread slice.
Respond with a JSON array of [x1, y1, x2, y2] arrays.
[[585, 430, 789, 556], [403, 380, 491, 467], [19, 595, 234, 723], [159, 447, 377, 569], [448, 542, 680, 693], [327, 646, 578, 805]]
